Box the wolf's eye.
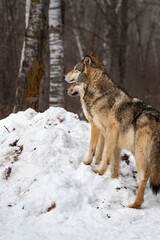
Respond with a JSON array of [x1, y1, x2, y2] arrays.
[[74, 67, 77, 71]]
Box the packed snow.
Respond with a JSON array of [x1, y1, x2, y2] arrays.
[[0, 107, 159, 240]]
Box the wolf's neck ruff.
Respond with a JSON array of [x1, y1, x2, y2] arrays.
[[80, 67, 129, 121]]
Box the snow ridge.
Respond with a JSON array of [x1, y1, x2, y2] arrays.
[[0, 107, 160, 240]]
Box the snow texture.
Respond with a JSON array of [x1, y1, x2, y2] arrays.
[[0, 107, 160, 240]]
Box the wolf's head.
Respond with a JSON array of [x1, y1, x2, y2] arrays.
[[67, 72, 87, 97], [65, 52, 105, 83]]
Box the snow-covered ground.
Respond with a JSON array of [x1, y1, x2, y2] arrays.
[[0, 107, 160, 240]]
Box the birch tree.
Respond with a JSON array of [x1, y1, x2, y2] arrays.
[[14, 0, 49, 112], [49, 0, 64, 107]]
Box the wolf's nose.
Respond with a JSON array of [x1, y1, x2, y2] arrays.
[[66, 88, 68, 92], [63, 75, 66, 79]]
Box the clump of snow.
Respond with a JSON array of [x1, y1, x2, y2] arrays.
[[0, 107, 160, 240]]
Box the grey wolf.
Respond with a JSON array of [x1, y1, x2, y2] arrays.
[[65, 52, 105, 165], [66, 53, 160, 209]]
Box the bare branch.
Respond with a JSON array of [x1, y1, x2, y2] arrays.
[[128, 3, 149, 24], [4, 126, 10, 133], [144, 22, 155, 65], [69, 0, 84, 59]]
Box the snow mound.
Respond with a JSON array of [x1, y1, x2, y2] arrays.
[[0, 107, 160, 240]]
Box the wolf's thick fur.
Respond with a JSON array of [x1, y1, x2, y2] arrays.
[[65, 53, 105, 165], [67, 54, 160, 208]]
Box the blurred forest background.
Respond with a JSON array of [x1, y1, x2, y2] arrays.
[[0, 0, 160, 120]]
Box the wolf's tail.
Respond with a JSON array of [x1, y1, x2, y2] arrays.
[[150, 139, 160, 195]]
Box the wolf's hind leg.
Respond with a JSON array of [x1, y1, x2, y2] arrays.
[[84, 122, 99, 165], [128, 144, 150, 208], [94, 133, 104, 165], [128, 128, 151, 208], [128, 164, 150, 209]]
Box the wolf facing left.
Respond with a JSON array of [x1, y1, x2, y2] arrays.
[[65, 53, 105, 166], [65, 53, 160, 209]]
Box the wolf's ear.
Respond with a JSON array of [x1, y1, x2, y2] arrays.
[[84, 56, 91, 65], [90, 52, 96, 58]]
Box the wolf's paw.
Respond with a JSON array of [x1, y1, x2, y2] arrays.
[[128, 202, 141, 209], [83, 160, 92, 165], [92, 169, 104, 175], [110, 173, 118, 179], [83, 155, 93, 165]]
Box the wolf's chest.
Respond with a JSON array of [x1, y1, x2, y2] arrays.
[[80, 97, 92, 122]]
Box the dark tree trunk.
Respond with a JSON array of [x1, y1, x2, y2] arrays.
[[108, 0, 119, 81], [119, 0, 128, 86], [14, 0, 50, 112], [0, 0, 25, 118]]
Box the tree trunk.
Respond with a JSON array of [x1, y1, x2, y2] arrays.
[[108, 0, 119, 81], [39, 25, 50, 112], [69, 0, 84, 59], [0, 0, 25, 118], [49, 0, 64, 107], [119, 0, 128, 86], [14, 0, 50, 112]]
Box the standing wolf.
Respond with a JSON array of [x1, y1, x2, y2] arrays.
[[65, 53, 105, 165], [66, 54, 160, 209]]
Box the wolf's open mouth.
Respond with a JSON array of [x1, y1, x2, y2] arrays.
[[70, 79, 75, 83], [68, 91, 79, 96], [72, 92, 78, 95]]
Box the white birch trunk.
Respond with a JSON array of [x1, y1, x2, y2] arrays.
[[14, 0, 31, 113], [19, 0, 31, 75], [49, 0, 64, 107]]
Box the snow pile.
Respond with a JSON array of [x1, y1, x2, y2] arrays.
[[0, 107, 160, 240]]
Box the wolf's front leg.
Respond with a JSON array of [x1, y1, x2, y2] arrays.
[[84, 122, 99, 165], [93, 144, 109, 175], [110, 146, 121, 178], [93, 125, 119, 175], [94, 133, 104, 165]]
